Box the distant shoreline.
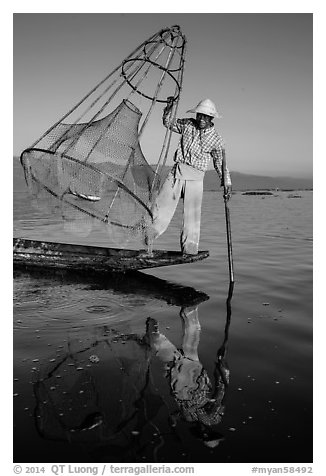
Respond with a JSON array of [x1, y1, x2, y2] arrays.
[[205, 188, 313, 192], [13, 156, 313, 192]]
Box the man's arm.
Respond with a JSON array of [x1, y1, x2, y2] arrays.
[[211, 148, 232, 199], [162, 97, 186, 133]]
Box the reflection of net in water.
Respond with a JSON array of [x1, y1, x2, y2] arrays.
[[33, 331, 154, 445], [20, 26, 187, 246]]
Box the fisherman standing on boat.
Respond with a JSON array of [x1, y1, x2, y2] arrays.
[[148, 97, 232, 255]]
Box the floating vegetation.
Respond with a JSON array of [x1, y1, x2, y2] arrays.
[[242, 191, 274, 196]]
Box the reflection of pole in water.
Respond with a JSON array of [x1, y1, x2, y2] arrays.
[[193, 281, 234, 448], [216, 281, 234, 368], [212, 281, 234, 423]]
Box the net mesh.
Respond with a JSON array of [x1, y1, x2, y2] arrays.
[[20, 26, 187, 247]]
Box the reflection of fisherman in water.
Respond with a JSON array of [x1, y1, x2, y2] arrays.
[[31, 285, 233, 461], [145, 305, 229, 448]]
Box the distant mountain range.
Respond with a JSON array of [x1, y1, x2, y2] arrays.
[[203, 170, 313, 191], [13, 157, 312, 191], [157, 165, 313, 191]]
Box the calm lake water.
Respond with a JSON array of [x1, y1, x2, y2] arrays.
[[13, 158, 313, 463]]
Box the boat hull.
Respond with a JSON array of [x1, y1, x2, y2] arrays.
[[13, 238, 209, 273]]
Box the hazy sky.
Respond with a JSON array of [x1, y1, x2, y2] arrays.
[[13, 13, 312, 177]]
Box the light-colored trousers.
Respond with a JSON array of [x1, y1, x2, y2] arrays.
[[151, 170, 203, 254]]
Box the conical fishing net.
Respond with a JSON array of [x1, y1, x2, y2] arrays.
[[20, 25, 186, 247]]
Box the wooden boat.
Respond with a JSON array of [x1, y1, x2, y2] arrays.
[[13, 238, 209, 273]]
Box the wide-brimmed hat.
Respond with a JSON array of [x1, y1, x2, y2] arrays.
[[187, 99, 222, 118]]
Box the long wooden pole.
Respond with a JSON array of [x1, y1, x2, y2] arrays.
[[222, 150, 235, 283]]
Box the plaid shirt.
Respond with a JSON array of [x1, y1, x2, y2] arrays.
[[163, 109, 232, 186]]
